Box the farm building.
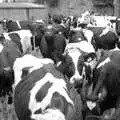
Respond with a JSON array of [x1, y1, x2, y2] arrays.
[[0, 0, 118, 21]]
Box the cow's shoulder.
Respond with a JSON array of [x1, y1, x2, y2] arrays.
[[15, 63, 64, 94], [14, 66, 47, 98]]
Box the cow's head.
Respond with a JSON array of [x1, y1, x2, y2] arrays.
[[43, 24, 66, 46], [0, 41, 15, 96], [69, 29, 88, 43], [57, 42, 97, 89], [44, 25, 56, 40], [28, 22, 45, 50]]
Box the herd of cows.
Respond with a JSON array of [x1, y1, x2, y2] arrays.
[[0, 10, 120, 120]]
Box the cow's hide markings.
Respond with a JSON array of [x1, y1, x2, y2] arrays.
[[13, 54, 54, 88], [35, 81, 53, 103], [8, 33, 23, 53], [64, 41, 95, 83], [31, 109, 66, 120], [67, 49, 83, 83], [29, 72, 73, 120], [3, 30, 32, 53], [65, 41, 95, 54], [83, 29, 93, 43], [3, 32, 11, 40], [99, 28, 109, 37]]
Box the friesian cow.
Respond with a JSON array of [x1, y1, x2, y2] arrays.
[[84, 49, 120, 119], [57, 41, 97, 93], [0, 18, 45, 32], [69, 28, 87, 43], [14, 59, 82, 120], [2, 30, 33, 53], [0, 35, 22, 97], [77, 11, 119, 51], [40, 24, 67, 64], [1, 19, 46, 53], [69, 27, 94, 45], [2, 28, 44, 55], [13, 54, 53, 89], [88, 27, 119, 51]]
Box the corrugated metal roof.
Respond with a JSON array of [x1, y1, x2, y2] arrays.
[[0, 2, 46, 8]]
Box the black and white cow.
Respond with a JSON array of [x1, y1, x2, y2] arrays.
[[57, 41, 97, 92], [77, 11, 119, 51], [2, 30, 33, 53], [13, 54, 53, 89], [1, 19, 46, 53], [84, 49, 120, 119], [0, 19, 45, 32], [2, 28, 44, 56], [14, 59, 82, 120], [69, 27, 94, 45], [69, 28, 87, 43], [0, 19, 33, 32], [40, 24, 67, 64], [0, 27, 44, 97], [88, 26, 119, 51], [0, 35, 22, 97]]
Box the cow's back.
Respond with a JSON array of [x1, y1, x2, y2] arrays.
[[14, 63, 76, 120], [7, 20, 32, 32], [14, 67, 47, 120]]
